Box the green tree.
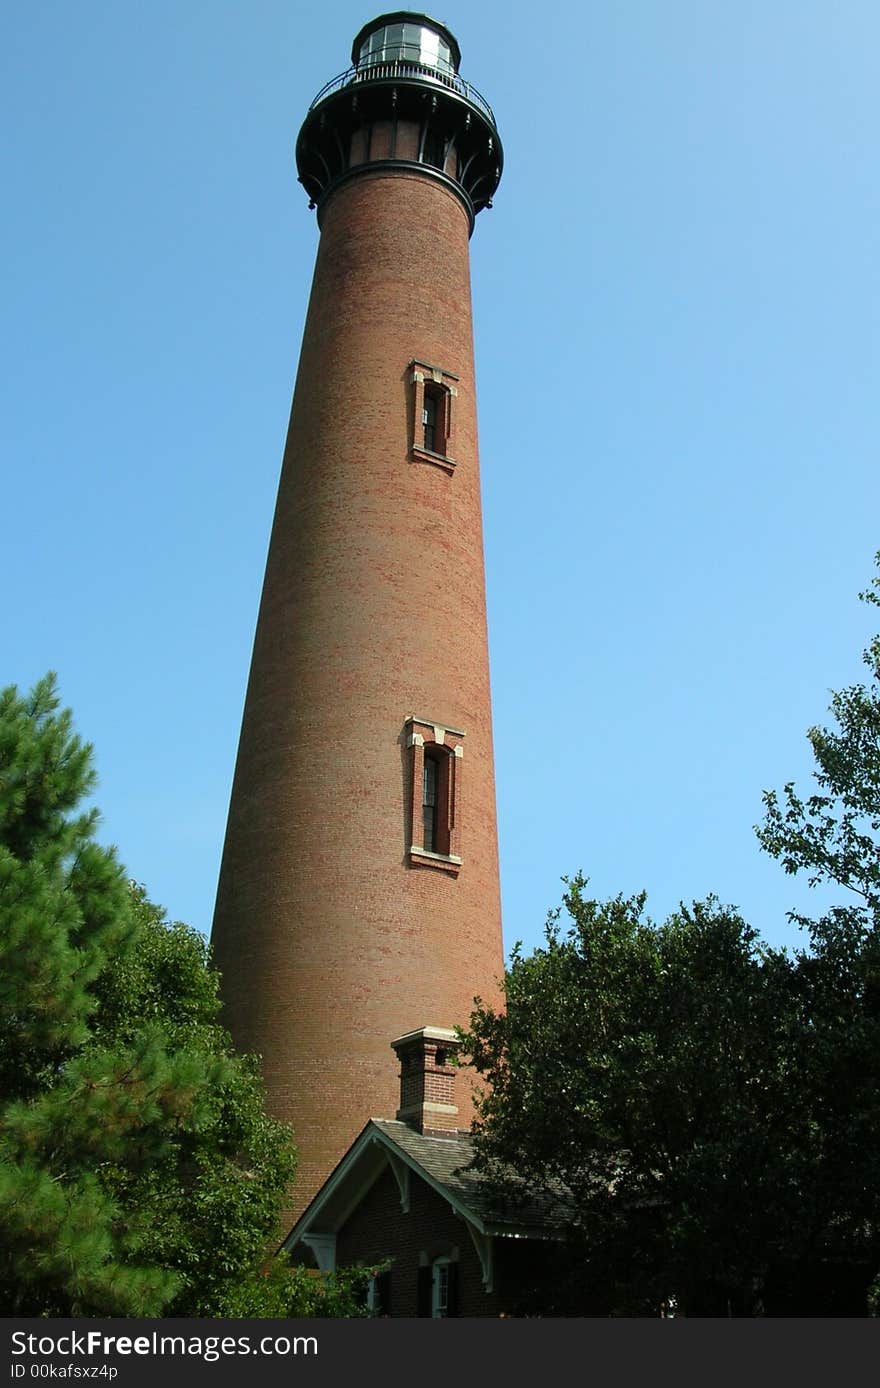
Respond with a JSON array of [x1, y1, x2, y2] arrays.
[[462, 880, 807, 1315], [0, 674, 365, 1317], [88, 883, 298, 1317], [229, 1258, 377, 1318], [0, 674, 175, 1314]]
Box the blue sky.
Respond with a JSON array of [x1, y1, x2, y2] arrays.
[[4, 1, 878, 961]]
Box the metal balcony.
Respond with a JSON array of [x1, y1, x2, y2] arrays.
[[309, 60, 497, 130]]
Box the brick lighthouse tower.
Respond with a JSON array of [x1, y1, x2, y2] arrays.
[[211, 12, 504, 1217]]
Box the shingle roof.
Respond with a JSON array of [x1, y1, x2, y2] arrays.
[[369, 1119, 574, 1235]]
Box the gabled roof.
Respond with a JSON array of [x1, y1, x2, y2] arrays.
[[372, 1121, 573, 1235], [282, 1117, 573, 1257]]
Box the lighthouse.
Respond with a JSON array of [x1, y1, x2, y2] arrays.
[[211, 12, 505, 1217]]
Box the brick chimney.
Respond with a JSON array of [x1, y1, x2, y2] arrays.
[[391, 1027, 462, 1138]]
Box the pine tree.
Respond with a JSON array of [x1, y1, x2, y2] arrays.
[[0, 676, 301, 1315], [0, 675, 172, 1311]]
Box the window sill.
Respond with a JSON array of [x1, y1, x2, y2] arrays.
[[409, 846, 462, 873], [410, 446, 456, 473]]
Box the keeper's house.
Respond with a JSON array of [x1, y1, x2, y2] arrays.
[[282, 1027, 570, 1317]]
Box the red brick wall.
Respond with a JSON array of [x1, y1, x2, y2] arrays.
[[333, 1162, 565, 1318], [210, 165, 505, 1223], [336, 1165, 505, 1318]]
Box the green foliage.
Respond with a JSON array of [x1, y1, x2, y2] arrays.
[[467, 890, 880, 1318], [0, 675, 174, 1314], [88, 886, 298, 1318], [0, 676, 133, 1101], [0, 675, 318, 1317], [225, 1259, 374, 1318], [463, 879, 808, 1315]]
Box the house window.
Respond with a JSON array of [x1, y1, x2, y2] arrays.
[[366, 1267, 391, 1317], [406, 718, 464, 870], [432, 1258, 451, 1317], [417, 1257, 459, 1317], [409, 360, 458, 470]]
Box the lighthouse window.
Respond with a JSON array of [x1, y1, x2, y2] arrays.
[[409, 360, 459, 470], [422, 384, 447, 454], [419, 743, 452, 857], [407, 718, 463, 869], [423, 130, 446, 170], [359, 23, 453, 75], [422, 753, 439, 852], [422, 392, 437, 452]]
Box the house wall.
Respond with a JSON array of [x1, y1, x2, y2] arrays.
[[334, 1164, 560, 1318]]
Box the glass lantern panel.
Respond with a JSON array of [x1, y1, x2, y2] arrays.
[[419, 28, 440, 68]]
